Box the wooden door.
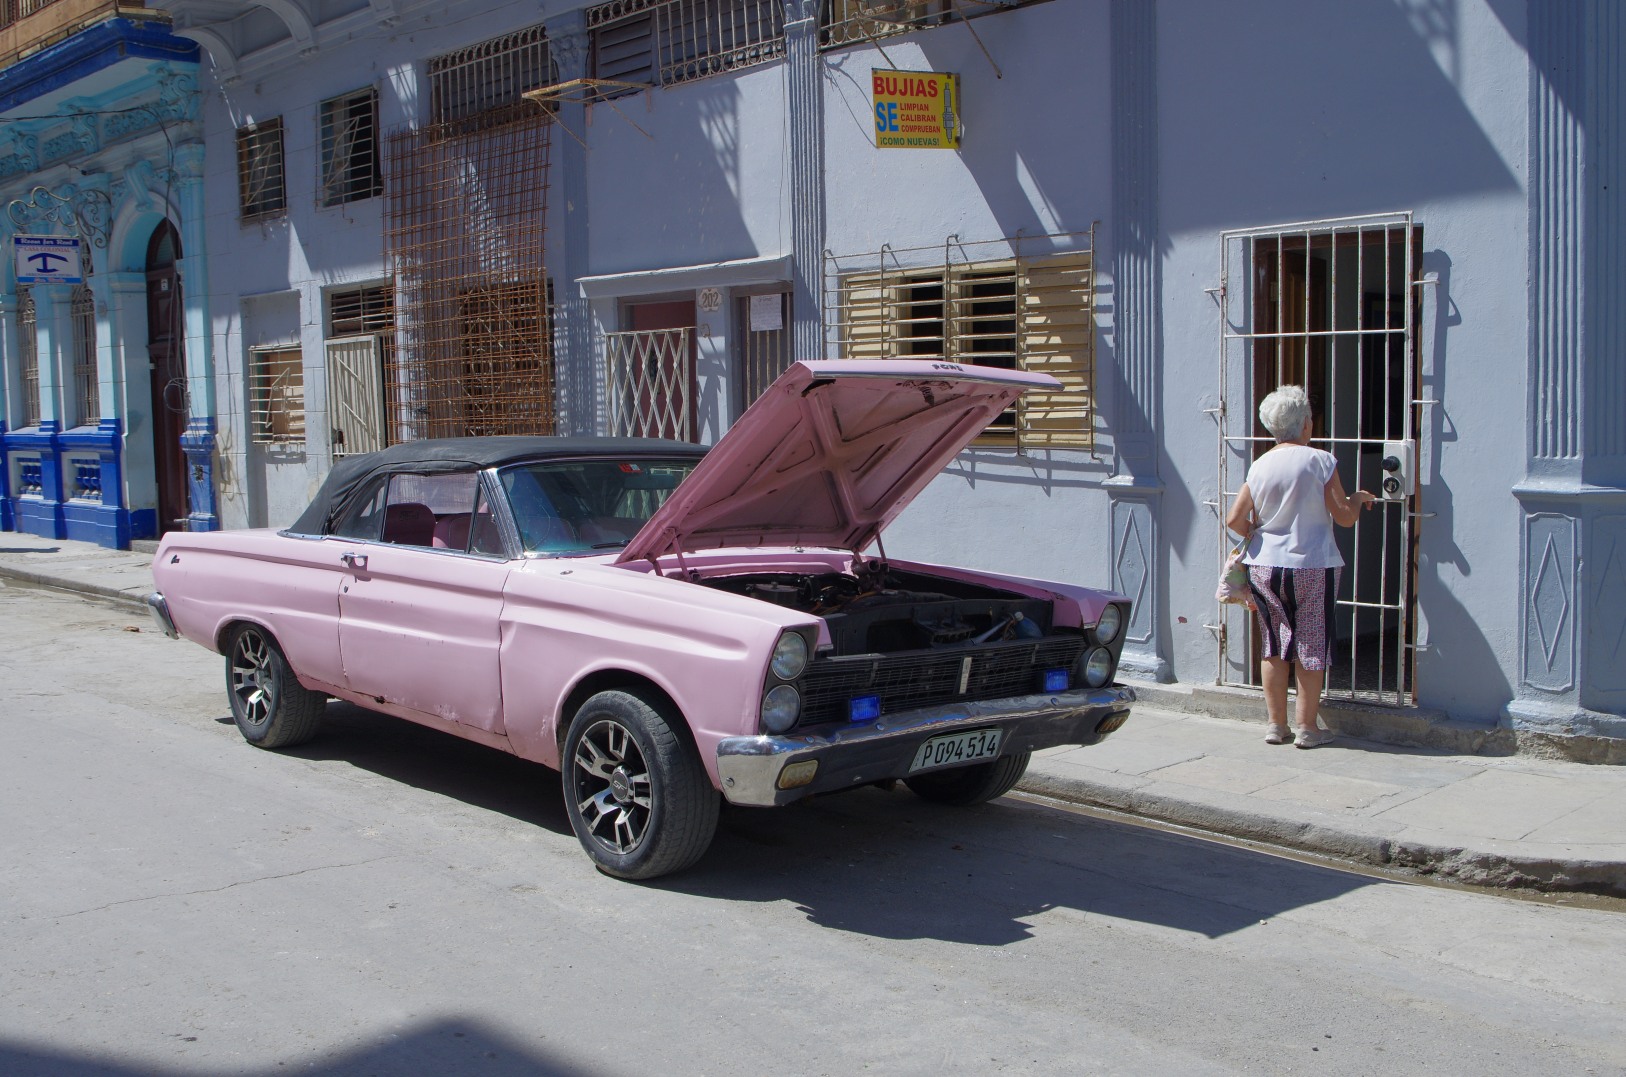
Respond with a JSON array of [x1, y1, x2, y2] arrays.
[[146, 222, 188, 533]]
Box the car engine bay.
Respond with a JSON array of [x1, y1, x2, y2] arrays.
[[699, 561, 1058, 655]]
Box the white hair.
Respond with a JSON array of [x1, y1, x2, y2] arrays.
[[1258, 385, 1312, 442]]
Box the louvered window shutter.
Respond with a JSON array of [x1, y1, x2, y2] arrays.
[[1016, 252, 1095, 450]]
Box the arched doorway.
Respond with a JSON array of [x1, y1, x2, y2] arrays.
[[146, 221, 188, 533]]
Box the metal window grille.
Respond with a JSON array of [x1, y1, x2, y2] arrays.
[[736, 291, 791, 409], [71, 282, 98, 426], [2, 1, 97, 28], [824, 230, 1096, 450], [588, 0, 785, 91], [385, 112, 556, 441], [249, 345, 306, 445], [606, 327, 693, 440], [17, 287, 39, 428], [819, 0, 1043, 50], [429, 23, 552, 133], [319, 88, 382, 207], [1216, 213, 1422, 707], [328, 283, 395, 336], [820, 0, 950, 49], [237, 119, 286, 221]]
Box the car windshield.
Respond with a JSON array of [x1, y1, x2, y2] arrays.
[[499, 457, 699, 555]]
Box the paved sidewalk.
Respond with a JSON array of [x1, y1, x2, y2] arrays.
[[3, 530, 1623, 898]]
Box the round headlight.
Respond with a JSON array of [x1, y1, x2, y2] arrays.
[[1094, 604, 1123, 645], [1082, 647, 1115, 688], [761, 684, 801, 733], [770, 632, 809, 680]]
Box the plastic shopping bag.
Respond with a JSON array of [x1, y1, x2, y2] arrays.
[[1215, 546, 1255, 609]]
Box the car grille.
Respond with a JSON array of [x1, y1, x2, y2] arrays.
[[798, 636, 1088, 728]]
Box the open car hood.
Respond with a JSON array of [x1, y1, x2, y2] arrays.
[[618, 360, 1061, 565]]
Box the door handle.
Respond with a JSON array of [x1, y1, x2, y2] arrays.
[[341, 551, 368, 569]]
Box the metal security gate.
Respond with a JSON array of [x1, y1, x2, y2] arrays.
[[737, 289, 791, 410], [1216, 213, 1424, 706], [326, 335, 386, 457], [605, 327, 694, 440]]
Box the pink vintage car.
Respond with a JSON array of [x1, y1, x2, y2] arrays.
[[148, 360, 1134, 879]]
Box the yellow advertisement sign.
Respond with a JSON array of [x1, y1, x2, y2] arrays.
[[872, 69, 960, 149]]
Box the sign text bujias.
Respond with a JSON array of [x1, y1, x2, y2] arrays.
[[872, 69, 960, 150]]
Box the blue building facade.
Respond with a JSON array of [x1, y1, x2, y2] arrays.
[[158, 0, 1622, 752], [0, 9, 211, 548]]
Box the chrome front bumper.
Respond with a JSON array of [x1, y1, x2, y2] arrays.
[[146, 592, 180, 639], [716, 684, 1136, 807]]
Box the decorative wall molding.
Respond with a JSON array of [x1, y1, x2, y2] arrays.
[[784, 2, 825, 362], [1106, 0, 1166, 679], [1593, 514, 1626, 692]]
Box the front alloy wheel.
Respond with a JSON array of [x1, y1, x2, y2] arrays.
[[563, 690, 718, 880]]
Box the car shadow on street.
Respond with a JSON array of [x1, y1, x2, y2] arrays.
[[258, 701, 574, 837], [662, 788, 1380, 944], [246, 703, 1378, 945]]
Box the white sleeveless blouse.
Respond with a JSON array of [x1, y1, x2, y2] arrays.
[[1242, 444, 1343, 569]]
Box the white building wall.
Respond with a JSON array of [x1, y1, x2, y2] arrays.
[[193, 6, 530, 528], [174, 0, 1613, 731], [823, 2, 1118, 591], [1155, 0, 1531, 720]]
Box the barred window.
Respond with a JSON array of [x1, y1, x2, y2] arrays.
[[237, 118, 286, 221], [17, 287, 39, 428], [249, 345, 305, 445], [328, 283, 395, 336], [588, 0, 785, 92], [429, 24, 552, 131], [319, 88, 382, 207], [819, 0, 1047, 50], [827, 237, 1096, 450], [72, 282, 98, 426]]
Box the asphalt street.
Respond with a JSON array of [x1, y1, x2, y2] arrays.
[[3, 580, 1625, 1076]]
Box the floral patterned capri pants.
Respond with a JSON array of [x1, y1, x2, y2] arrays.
[[1247, 565, 1341, 672]]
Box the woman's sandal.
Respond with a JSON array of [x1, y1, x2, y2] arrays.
[[1264, 725, 1291, 745]]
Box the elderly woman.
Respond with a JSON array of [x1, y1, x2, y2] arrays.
[[1224, 385, 1375, 748]]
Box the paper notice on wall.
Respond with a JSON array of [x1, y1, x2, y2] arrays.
[[749, 294, 783, 332]]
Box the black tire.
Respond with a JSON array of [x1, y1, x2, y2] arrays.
[[562, 689, 719, 880], [904, 751, 1032, 806], [224, 623, 326, 749]]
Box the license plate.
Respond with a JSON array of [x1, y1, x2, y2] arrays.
[[909, 728, 1003, 773]]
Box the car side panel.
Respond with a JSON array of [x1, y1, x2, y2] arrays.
[[152, 530, 346, 691], [337, 544, 510, 732]]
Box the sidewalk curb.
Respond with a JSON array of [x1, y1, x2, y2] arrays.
[[1015, 768, 1626, 899], [0, 565, 148, 615]]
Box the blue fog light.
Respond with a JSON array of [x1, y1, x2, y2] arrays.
[[849, 695, 882, 722], [1044, 669, 1070, 692]]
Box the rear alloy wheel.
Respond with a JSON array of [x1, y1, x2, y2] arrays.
[[904, 751, 1032, 806], [563, 690, 718, 880], [225, 623, 325, 749]]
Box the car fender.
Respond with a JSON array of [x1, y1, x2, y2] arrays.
[[496, 559, 815, 783]]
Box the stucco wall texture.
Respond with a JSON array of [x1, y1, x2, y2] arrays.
[[181, 0, 1617, 731]]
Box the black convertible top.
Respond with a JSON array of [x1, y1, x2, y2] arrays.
[[286, 435, 706, 537]]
